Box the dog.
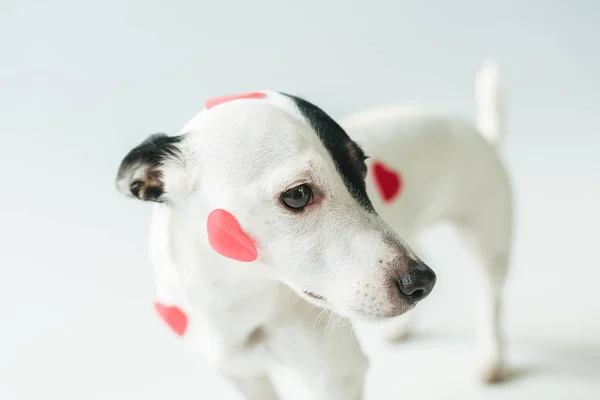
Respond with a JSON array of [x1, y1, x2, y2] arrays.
[[115, 60, 511, 399]]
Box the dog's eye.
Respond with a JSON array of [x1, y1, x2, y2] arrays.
[[281, 184, 313, 210]]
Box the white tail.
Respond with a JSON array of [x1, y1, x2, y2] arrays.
[[475, 59, 505, 146]]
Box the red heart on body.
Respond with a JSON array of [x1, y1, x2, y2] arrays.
[[372, 161, 402, 203], [207, 209, 258, 262], [204, 92, 266, 110], [154, 303, 188, 336]]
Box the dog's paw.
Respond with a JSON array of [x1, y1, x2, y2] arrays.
[[473, 342, 505, 384], [382, 312, 415, 342], [476, 358, 505, 384], [384, 324, 413, 342]]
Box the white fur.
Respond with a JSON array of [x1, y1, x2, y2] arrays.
[[119, 60, 512, 399]]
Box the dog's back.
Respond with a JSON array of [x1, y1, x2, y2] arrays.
[[340, 61, 509, 236]]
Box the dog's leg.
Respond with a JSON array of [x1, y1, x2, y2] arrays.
[[227, 375, 280, 400], [268, 296, 368, 400], [451, 192, 512, 384], [473, 251, 509, 384]]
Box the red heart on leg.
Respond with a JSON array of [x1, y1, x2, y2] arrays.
[[154, 302, 188, 336], [372, 161, 402, 203]]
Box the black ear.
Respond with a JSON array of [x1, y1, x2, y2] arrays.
[[115, 133, 184, 202]]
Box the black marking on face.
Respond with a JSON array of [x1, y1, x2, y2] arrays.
[[116, 133, 185, 202], [282, 93, 374, 212]]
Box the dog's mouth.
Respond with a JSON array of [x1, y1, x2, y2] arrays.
[[303, 291, 326, 301]]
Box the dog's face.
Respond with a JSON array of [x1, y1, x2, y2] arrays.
[[116, 91, 435, 320]]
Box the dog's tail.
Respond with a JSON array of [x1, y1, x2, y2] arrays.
[[475, 59, 505, 146]]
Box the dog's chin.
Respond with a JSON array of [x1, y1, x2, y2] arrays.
[[339, 303, 415, 321], [297, 290, 415, 321]]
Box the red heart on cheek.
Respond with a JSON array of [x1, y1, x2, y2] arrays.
[[154, 303, 188, 337], [372, 161, 402, 203], [207, 209, 258, 262]]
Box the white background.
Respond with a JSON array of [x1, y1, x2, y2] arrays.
[[1, 1, 599, 399]]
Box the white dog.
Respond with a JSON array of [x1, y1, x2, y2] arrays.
[[116, 60, 511, 399]]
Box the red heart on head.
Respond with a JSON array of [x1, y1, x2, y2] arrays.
[[204, 92, 266, 110], [372, 161, 403, 203], [207, 209, 258, 262], [154, 302, 188, 337]]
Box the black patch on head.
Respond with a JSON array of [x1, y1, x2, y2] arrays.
[[116, 133, 185, 202], [282, 93, 374, 212]]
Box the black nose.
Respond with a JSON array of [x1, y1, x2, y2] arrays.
[[396, 259, 436, 304]]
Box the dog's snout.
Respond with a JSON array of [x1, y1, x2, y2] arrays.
[[396, 259, 436, 304]]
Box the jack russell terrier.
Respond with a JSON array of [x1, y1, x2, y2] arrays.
[[116, 60, 512, 399]]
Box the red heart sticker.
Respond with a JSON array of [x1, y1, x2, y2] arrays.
[[154, 302, 188, 337], [205, 92, 266, 110], [207, 209, 258, 262], [372, 161, 402, 203]]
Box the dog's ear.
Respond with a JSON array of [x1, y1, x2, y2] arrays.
[[116, 133, 184, 202]]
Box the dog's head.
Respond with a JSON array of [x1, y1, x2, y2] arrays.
[[116, 91, 435, 320]]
